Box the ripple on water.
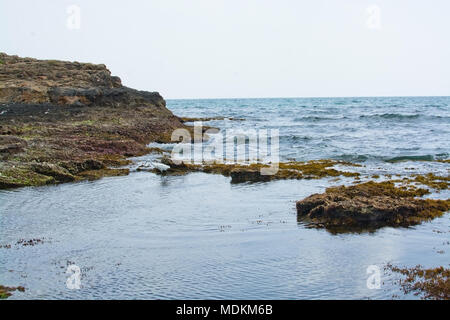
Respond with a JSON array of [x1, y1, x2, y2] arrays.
[[1, 171, 449, 299], [1, 96, 449, 299]]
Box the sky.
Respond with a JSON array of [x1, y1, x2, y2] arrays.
[[1, 0, 449, 99]]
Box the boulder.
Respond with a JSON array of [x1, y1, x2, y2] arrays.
[[296, 181, 450, 232]]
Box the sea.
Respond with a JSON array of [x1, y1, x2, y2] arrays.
[[1, 96, 449, 299]]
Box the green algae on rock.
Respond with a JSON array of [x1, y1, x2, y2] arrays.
[[0, 52, 190, 189], [296, 181, 450, 233]]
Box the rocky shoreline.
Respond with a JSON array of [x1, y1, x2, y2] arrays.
[[0, 53, 189, 189]]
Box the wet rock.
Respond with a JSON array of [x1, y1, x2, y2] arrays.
[[230, 168, 272, 183], [296, 181, 450, 232]]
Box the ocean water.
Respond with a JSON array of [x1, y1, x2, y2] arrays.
[[1, 96, 449, 300], [167, 96, 450, 163]]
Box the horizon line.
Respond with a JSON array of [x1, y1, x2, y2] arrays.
[[165, 94, 450, 101]]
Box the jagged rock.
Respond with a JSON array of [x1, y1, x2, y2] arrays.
[[296, 181, 450, 232]]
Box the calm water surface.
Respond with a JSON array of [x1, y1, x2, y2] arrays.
[[1, 97, 449, 299]]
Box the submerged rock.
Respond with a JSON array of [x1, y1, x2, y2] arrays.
[[230, 168, 271, 183], [296, 181, 450, 233]]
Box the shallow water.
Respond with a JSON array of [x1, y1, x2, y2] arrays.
[[1, 173, 449, 299], [1, 96, 449, 299]]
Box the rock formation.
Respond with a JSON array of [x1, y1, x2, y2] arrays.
[[0, 53, 187, 188], [296, 181, 450, 233]]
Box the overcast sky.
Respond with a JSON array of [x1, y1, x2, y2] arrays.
[[1, 1, 449, 99]]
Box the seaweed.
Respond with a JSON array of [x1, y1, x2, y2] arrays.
[[387, 264, 450, 300]]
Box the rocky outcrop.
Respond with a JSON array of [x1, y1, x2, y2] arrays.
[[0, 53, 122, 104], [0, 53, 187, 188], [296, 181, 450, 233]]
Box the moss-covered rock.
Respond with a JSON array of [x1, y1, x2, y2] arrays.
[[0, 166, 55, 188], [296, 181, 450, 233]]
